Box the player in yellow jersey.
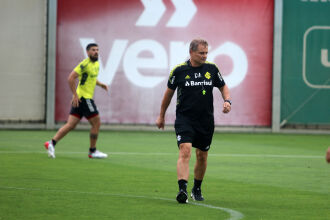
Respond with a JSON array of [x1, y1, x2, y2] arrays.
[[44, 43, 108, 159]]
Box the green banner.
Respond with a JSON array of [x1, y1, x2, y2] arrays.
[[281, 0, 330, 125]]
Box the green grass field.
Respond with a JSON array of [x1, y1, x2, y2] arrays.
[[0, 130, 329, 220]]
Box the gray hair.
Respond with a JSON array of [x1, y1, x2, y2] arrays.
[[189, 38, 208, 52]]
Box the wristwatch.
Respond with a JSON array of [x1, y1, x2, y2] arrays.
[[224, 100, 232, 105]]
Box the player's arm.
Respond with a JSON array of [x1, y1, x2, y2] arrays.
[[218, 84, 231, 113], [68, 71, 80, 107], [156, 88, 175, 129], [326, 147, 330, 163], [96, 80, 108, 92]]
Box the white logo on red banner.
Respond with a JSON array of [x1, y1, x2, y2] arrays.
[[78, 0, 248, 88], [136, 0, 197, 27]]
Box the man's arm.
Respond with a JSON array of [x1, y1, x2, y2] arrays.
[[156, 88, 175, 129], [96, 80, 109, 92], [68, 71, 80, 107], [218, 84, 231, 113]]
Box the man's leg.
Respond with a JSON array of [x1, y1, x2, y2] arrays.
[[87, 115, 107, 158], [194, 148, 208, 180], [176, 143, 192, 203], [87, 115, 101, 149], [44, 115, 80, 158], [53, 115, 80, 141], [177, 143, 192, 180], [191, 148, 208, 201]]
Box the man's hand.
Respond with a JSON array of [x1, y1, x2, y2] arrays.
[[326, 147, 330, 163], [219, 85, 231, 114], [222, 101, 231, 113], [97, 81, 109, 92], [100, 84, 108, 91], [156, 116, 165, 130], [156, 88, 175, 130], [72, 94, 81, 107]]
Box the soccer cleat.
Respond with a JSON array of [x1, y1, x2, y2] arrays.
[[88, 150, 108, 159], [44, 141, 55, 158], [191, 187, 204, 201], [176, 189, 188, 204]]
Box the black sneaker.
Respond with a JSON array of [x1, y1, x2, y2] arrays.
[[191, 188, 204, 201], [176, 189, 188, 203]]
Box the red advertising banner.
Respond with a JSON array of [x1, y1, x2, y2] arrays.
[[56, 0, 274, 126]]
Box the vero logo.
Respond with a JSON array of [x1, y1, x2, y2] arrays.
[[78, 0, 248, 89], [303, 26, 330, 89]]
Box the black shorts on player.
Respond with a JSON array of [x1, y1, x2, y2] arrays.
[[70, 97, 99, 119], [175, 116, 214, 152]]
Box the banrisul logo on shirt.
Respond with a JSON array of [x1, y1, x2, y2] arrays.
[[185, 80, 212, 87]]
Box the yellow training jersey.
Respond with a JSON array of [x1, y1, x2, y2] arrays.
[[73, 58, 99, 99]]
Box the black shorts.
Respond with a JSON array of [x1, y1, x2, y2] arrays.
[[174, 116, 214, 152], [70, 97, 99, 119]]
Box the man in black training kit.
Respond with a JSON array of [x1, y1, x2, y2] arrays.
[[156, 38, 231, 203]]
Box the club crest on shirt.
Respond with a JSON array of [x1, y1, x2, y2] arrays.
[[205, 72, 211, 79]]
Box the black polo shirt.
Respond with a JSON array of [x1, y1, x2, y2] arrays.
[[168, 60, 226, 123]]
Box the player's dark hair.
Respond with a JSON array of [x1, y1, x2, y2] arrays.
[[190, 38, 208, 52], [86, 43, 98, 51]]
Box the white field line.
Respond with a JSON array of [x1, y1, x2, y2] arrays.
[[0, 151, 324, 159], [0, 186, 244, 220]]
